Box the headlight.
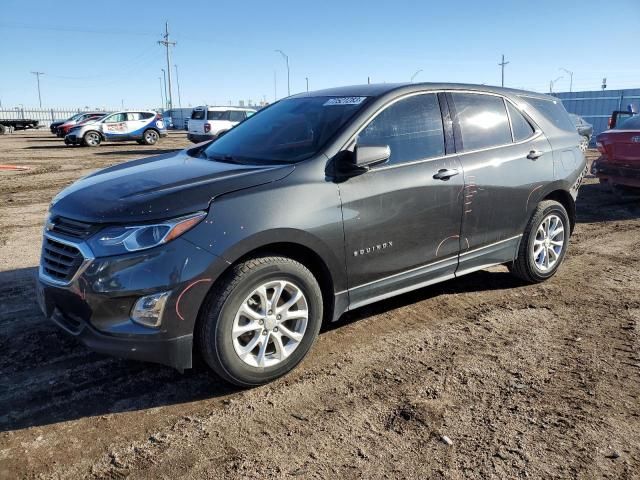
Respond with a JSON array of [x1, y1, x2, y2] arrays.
[[88, 211, 206, 256]]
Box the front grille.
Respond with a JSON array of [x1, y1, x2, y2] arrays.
[[41, 237, 84, 282], [50, 216, 96, 239]]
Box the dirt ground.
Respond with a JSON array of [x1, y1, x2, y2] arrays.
[[0, 130, 639, 479]]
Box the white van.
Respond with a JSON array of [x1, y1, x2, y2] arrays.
[[187, 106, 256, 143]]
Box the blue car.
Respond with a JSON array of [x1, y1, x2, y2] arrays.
[[64, 110, 168, 147]]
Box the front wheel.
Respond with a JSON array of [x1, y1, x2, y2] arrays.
[[509, 200, 570, 283], [142, 129, 159, 145], [197, 256, 323, 386], [82, 131, 101, 147]]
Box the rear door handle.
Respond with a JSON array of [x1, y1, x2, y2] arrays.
[[433, 168, 459, 180], [527, 150, 544, 160]]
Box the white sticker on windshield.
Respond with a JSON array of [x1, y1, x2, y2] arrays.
[[323, 96, 367, 106]]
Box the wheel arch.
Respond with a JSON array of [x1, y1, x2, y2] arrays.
[[543, 189, 576, 234]]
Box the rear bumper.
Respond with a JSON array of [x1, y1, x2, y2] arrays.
[[187, 133, 215, 144], [592, 158, 640, 188]]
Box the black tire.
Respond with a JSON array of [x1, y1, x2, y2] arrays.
[[82, 131, 101, 147], [197, 255, 323, 387], [0, 124, 6, 135], [509, 200, 570, 283], [142, 129, 159, 145]]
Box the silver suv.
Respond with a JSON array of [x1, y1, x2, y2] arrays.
[[187, 106, 256, 143]]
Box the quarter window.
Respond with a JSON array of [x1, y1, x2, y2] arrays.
[[451, 93, 512, 151], [520, 96, 575, 132], [507, 102, 535, 142], [229, 111, 246, 122], [357, 93, 445, 166]]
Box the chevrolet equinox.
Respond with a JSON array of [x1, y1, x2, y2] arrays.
[[38, 83, 587, 386]]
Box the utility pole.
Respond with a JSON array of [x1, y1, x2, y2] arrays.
[[161, 69, 168, 110], [158, 22, 176, 111], [560, 68, 573, 92], [305, 77, 309, 92], [549, 76, 563, 94], [498, 54, 509, 87], [367, 76, 370, 84], [275, 50, 290, 96], [31, 71, 45, 108]]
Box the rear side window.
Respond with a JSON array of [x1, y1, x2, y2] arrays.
[[208, 111, 229, 120], [140, 112, 155, 119], [507, 102, 535, 142], [229, 111, 245, 122], [191, 109, 205, 120], [451, 93, 512, 151], [357, 93, 445, 166], [616, 115, 640, 130], [521, 96, 575, 132]]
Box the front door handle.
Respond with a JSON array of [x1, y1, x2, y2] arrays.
[[527, 150, 544, 160], [433, 168, 459, 180]]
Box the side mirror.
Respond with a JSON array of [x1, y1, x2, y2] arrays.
[[354, 145, 391, 168]]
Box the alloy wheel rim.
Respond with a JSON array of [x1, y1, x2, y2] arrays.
[[580, 137, 588, 152], [146, 131, 157, 143], [532, 214, 565, 272], [87, 133, 98, 145], [232, 280, 308, 368]]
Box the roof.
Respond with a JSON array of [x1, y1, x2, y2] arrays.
[[290, 82, 552, 101], [192, 106, 257, 112]]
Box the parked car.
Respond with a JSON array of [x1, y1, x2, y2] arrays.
[[50, 112, 104, 136], [0, 118, 38, 134], [57, 113, 107, 138], [592, 114, 640, 191], [608, 110, 637, 129], [38, 83, 586, 386], [569, 113, 593, 151], [64, 111, 167, 147], [187, 106, 256, 143]]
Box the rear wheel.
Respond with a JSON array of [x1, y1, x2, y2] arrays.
[[142, 129, 159, 145], [509, 200, 570, 283], [197, 256, 323, 387], [82, 131, 101, 147]]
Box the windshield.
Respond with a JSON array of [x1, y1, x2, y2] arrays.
[[203, 96, 369, 163]]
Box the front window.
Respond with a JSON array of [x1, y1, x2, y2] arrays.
[[203, 96, 369, 163], [103, 113, 126, 123]]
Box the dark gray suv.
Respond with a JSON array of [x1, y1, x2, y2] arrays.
[[37, 83, 587, 386]]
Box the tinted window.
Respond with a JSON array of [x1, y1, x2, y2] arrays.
[[191, 109, 205, 120], [357, 94, 444, 166], [104, 113, 126, 123], [616, 114, 640, 130], [127, 112, 142, 121], [507, 102, 535, 142], [229, 111, 245, 122], [451, 93, 512, 151], [521, 96, 575, 132], [208, 110, 229, 120], [204, 96, 368, 164], [140, 112, 155, 119]]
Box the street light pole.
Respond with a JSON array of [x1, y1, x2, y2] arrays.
[[275, 50, 290, 96], [549, 76, 563, 94], [175, 64, 183, 125], [560, 68, 573, 92], [410, 69, 423, 82], [158, 21, 177, 111], [159, 77, 165, 110], [31, 71, 45, 108], [161, 68, 168, 110], [305, 76, 309, 92]]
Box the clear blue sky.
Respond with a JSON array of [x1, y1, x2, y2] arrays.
[[1, 0, 638, 109]]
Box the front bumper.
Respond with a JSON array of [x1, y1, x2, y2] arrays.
[[37, 233, 228, 370], [591, 158, 640, 188], [64, 134, 82, 145]]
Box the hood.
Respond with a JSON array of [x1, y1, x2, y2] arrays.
[[50, 149, 295, 223]]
